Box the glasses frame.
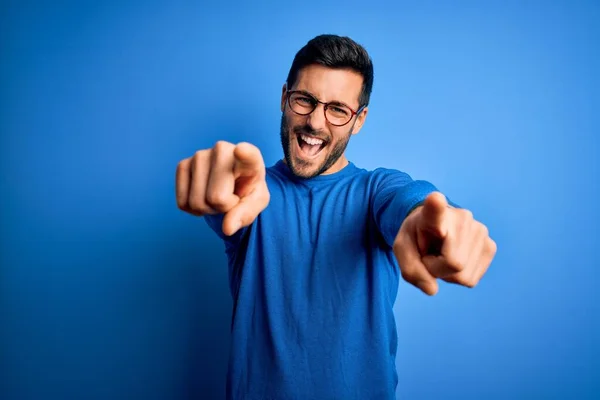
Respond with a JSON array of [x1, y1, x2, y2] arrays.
[[286, 90, 366, 127]]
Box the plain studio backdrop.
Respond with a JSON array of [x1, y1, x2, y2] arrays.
[[1, 1, 598, 399]]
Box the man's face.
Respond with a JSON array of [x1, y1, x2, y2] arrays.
[[280, 64, 368, 179]]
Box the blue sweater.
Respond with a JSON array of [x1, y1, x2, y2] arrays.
[[205, 160, 439, 400]]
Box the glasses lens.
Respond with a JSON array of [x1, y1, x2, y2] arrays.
[[289, 93, 316, 115], [288, 92, 354, 126], [326, 105, 352, 126]]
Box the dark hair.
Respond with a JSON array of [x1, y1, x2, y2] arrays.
[[285, 34, 374, 107]]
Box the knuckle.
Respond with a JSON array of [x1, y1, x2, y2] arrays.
[[464, 278, 478, 288], [187, 204, 207, 215], [450, 272, 477, 288], [400, 268, 415, 282], [392, 234, 407, 253], [205, 190, 230, 208], [213, 140, 233, 153], [176, 197, 187, 210], [193, 149, 208, 159], [236, 141, 257, 152], [460, 209, 473, 220], [176, 158, 191, 176], [236, 142, 263, 165], [392, 241, 404, 257], [447, 257, 465, 272], [192, 150, 209, 171], [187, 195, 209, 214], [398, 261, 418, 281], [479, 223, 489, 237], [196, 206, 212, 215], [187, 195, 201, 210], [488, 238, 498, 255], [212, 141, 237, 167]]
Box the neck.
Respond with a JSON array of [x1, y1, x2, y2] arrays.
[[320, 155, 349, 175], [281, 154, 350, 177]]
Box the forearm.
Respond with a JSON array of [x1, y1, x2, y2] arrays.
[[373, 180, 439, 247]]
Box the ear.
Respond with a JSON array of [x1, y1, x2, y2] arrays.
[[280, 83, 288, 112], [351, 107, 369, 135]]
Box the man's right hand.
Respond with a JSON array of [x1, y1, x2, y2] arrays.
[[176, 141, 270, 236]]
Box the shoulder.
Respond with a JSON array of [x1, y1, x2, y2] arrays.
[[368, 166, 413, 181], [361, 166, 415, 192], [359, 166, 439, 204]]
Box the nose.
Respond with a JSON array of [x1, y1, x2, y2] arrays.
[[305, 103, 328, 131]]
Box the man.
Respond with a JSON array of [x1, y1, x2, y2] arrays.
[[176, 34, 496, 399]]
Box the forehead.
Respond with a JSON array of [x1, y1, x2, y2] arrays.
[[293, 64, 363, 107]]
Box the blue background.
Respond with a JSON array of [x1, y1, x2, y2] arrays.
[[1, 1, 598, 399]]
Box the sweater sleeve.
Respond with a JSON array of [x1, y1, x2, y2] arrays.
[[203, 213, 248, 248], [371, 169, 456, 247]]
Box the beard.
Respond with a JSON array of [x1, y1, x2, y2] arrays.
[[279, 113, 353, 179]]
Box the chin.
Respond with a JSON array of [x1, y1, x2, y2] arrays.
[[279, 114, 350, 179], [288, 152, 326, 179], [289, 161, 322, 179], [287, 134, 329, 178]]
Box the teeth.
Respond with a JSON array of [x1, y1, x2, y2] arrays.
[[301, 135, 324, 146]]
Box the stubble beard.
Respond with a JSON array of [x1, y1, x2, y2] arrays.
[[279, 113, 353, 179]]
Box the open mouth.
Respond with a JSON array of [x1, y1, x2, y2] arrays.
[[296, 133, 328, 158]]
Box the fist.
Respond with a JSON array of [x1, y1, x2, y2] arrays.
[[175, 141, 270, 236], [393, 192, 497, 295]]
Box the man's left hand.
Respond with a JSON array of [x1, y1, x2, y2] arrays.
[[393, 192, 497, 296]]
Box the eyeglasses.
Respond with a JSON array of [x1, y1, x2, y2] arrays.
[[286, 90, 366, 127]]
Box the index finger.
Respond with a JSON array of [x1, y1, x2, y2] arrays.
[[420, 191, 449, 238], [233, 142, 266, 178]]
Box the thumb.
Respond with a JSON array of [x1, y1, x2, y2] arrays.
[[222, 180, 270, 236], [420, 191, 450, 238], [393, 232, 439, 296]]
